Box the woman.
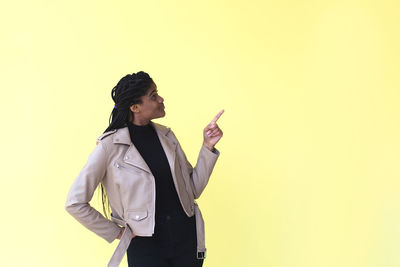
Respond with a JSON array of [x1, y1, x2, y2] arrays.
[[65, 71, 223, 267]]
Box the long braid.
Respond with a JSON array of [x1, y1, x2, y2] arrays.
[[100, 71, 154, 219]]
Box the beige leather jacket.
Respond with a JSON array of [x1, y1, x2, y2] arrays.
[[65, 121, 219, 267]]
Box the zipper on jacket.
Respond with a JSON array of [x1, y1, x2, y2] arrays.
[[151, 174, 156, 234], [168, 160, 194, 217], [115, 161, 144, 174], [176, 149, 195, 216]]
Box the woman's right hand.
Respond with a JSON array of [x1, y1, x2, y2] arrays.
[[117, 227, 136, 239]]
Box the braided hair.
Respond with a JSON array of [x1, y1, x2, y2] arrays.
[[100, 71, 154, 219], [104, 71, 154, 133]]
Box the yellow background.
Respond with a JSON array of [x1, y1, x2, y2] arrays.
[[1, 0, 399, 266]]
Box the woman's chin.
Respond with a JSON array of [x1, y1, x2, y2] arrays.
[[156, 111, 166, 119]]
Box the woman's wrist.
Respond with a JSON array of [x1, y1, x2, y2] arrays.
[[203, 142, 216, 153], [117, 227, 125, 240], [116, 227, 136, 240], [203, 142, 214, 151]]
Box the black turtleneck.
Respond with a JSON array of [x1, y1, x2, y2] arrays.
[[127, 121, 185, 220]]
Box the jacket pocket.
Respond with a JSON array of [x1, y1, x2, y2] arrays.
[[125, 210, 152, 235], [127, 210, 148, 221]]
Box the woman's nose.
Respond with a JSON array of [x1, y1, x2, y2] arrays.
[[158, 95, 164, 103]]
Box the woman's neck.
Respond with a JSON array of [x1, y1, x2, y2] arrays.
[[131, 118, 151, 126]]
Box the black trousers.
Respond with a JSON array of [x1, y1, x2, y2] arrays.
[[127, 213, 204, 267]]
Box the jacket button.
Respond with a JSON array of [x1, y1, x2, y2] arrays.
[[125, 156, 129, 160], [135, 215, 139, 219], [116, 163, 120, 168]]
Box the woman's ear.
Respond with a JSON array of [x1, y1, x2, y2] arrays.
[[130, 105, 140, 113]]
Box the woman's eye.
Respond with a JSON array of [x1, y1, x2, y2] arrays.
[[151, 95, 157, 100]]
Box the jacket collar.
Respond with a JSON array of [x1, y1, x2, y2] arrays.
[[112, 121, 177, 174], [112, 121, 170, 145]]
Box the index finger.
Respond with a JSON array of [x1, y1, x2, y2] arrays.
[[211, 109, 225, 124]]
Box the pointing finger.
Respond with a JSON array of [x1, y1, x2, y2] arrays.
[[211, 109, 225, 124]]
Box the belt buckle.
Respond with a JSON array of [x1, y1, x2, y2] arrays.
[[197, 251, 206, 259]]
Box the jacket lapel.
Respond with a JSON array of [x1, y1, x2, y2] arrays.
[[113, 127, 152, 174], [112, 123, 177, 175]]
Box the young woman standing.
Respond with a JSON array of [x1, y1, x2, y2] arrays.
[[65, 71, 223, 267]]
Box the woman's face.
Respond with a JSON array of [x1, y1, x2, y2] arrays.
[[131, 82, 165, 123]]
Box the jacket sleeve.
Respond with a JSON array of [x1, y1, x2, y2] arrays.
[[172, 131, 220, 199], [65, 141, 122, 243]]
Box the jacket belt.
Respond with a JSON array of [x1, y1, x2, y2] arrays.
[[108, 216, 132, 267], [194, 202, 207, 259]]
